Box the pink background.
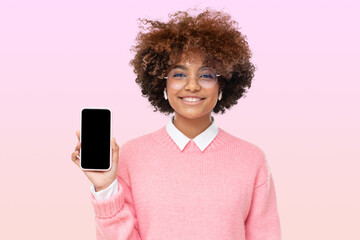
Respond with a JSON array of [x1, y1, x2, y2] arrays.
[[1, 0, 359, 239]]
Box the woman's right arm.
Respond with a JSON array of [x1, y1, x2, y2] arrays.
[[90, 175, 141, 240], [72, 130, 141, 240]]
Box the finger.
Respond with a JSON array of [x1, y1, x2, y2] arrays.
[[76, 130, 80, 141], [72, 151, 80, 167], [72, 151, 80, 161], [74, 141, 81, 151], [111, 138, 119, 166]]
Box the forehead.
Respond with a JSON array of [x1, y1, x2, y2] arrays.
[[169, 51, 208, 71]]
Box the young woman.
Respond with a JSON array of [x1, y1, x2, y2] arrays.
[[71, 8, 281, 240]]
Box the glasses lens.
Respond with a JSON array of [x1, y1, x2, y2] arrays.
[[167, 69, 187, 90], [197, 68, 217, 88], [166, 68, 218, 89]]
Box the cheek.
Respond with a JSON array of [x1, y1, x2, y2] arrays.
[[208, 96, 219, 109], [167, 81, 181, 90], [167, 89, 179, 105], [207, 90, 220, 107]]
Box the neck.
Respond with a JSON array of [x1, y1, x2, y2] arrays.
[[173, 113, 213, 139]]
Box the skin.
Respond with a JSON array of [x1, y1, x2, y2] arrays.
[[71, 50, 221, 191], [166, 51, 221, 139]]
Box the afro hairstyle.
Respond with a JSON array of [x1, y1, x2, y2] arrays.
[[129, 7, 257, 115]]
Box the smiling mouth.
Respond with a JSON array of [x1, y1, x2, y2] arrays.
[[178, 97, 206, 100], [178, 97, 206, 104]]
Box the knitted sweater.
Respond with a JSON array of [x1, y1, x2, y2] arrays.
[[90, 121, 281, 240], [90, 116, 220, 200]]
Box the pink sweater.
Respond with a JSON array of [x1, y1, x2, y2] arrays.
[[90, 125, 281, 240]]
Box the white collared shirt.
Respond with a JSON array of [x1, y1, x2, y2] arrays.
[[91, 115, 219, 200], [165, 115, 219, 152]]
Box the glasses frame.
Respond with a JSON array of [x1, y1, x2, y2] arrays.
[[164, 67, 221, 89]]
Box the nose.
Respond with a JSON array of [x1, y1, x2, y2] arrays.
[[184, 74, 201, 90]]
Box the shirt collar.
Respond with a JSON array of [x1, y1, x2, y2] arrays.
[[166, 115, 219, 152]]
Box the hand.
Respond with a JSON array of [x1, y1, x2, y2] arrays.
[[71, 130, 120, 192]]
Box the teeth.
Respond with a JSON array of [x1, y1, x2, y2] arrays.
[[182, 97, 202, 102]]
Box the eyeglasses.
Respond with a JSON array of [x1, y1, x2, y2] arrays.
[[164, 67, 220, 90]]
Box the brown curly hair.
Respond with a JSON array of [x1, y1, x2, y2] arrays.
[[129, 7, 256, 115]]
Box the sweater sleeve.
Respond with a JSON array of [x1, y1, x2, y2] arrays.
[[244, 155, 281, 240], [90, 143, 141, 240]]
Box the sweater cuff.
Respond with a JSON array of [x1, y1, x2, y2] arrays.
[[90, 181, 124, 218]]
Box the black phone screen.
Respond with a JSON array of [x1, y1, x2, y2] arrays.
[[80, 108, 111, 170]]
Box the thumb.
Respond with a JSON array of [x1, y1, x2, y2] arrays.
[[111, 138, 120, 167]]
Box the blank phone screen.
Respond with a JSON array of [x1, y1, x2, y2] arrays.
[[81, 108, 111, 170]]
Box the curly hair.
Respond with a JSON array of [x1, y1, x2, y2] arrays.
[[129, 7, 256, 115]]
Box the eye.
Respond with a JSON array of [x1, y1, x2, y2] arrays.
[[199, 72, 216, 80], [200, 74, 213, 78], [172, 73, 186, 78]]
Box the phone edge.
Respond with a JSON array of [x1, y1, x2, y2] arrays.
[[79, 107, 112, 172]]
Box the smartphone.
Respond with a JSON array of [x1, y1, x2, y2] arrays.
[[80, 108, 112, 171]]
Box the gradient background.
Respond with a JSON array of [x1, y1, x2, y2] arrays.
[[0, 0, 359, 239]]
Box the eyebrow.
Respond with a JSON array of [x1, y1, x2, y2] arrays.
[[172, 65, 210, 70]]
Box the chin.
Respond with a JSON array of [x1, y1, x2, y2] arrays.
[[176, 110, 211, 119]]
